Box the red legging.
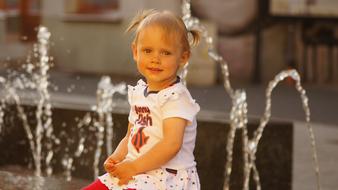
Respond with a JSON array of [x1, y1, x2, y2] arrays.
[[81, 179, 109, 190]]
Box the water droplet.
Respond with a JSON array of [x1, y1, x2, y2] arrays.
[[21, 36, 28, 41]]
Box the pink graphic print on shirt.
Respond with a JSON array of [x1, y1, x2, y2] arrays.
[[135, 105, 152, 126], [131, 105, 153, 152], [131, 127, 149, 153]]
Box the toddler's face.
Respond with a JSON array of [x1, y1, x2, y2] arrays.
[[132, 25, 189, 91]]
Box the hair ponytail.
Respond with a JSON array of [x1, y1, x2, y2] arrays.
[[188, 29, 201, 48]]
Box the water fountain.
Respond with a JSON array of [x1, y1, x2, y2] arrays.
[[0, 26, 54, 177], [182, 0, 321, 189], [0, 1, 322, 189], [60, 77, 126, 181], [0, 26, 127, 187]]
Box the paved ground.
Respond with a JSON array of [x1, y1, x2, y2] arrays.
[[1, 70, 338, 189]]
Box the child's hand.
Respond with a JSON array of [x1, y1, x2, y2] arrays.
[[110, 160, 137, 186], [104, 155, 121, 173]]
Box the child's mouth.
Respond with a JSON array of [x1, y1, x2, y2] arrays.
[[147, 67, 163, 72]]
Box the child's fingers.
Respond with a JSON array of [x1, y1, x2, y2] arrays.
[[104, 163, 116, 173], [104, 157, 118, 168], [109, 172, 116, 179], [109, 168, 119, 178], [104, 157, 117, 165], [118, 176, 133, 186]]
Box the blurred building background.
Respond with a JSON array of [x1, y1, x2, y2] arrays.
[[0, 0, 338, 86], [0, 2, 338, 189]]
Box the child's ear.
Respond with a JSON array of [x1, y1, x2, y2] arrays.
[[131, 43, 137, 62], [180, 51, 190, 67]]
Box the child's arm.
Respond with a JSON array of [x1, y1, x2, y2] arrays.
[[111, 117, 187, 185], [104, 122, 132, 173]]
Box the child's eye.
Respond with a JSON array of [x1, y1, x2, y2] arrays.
[[143, 49, 152, 54], [161, 51, 171, 56]]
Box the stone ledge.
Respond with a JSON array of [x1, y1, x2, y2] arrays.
[[0, 105, 293, 189]]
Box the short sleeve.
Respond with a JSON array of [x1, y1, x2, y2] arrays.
[[127, 85, 136, 124], [127, 79, 147, 124], [161, 90, 200, 124]]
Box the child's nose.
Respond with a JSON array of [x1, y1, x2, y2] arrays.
[[151, 54, 160, 64]]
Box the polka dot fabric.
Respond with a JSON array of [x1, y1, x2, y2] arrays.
[[98, 167, 200, 190]]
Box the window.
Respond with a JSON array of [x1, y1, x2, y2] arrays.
[[65, 0, 118, 14], [0, 0, 41, 42], [270, 0, 338, 18], [63, 0, 120, 22]]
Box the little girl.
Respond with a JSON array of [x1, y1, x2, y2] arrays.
[[82, 9, 201, 190]]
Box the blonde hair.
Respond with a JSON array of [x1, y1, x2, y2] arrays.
[[126, 9, 200, 53]]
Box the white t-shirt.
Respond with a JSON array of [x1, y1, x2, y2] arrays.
[[126, 79, 200, 170]]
